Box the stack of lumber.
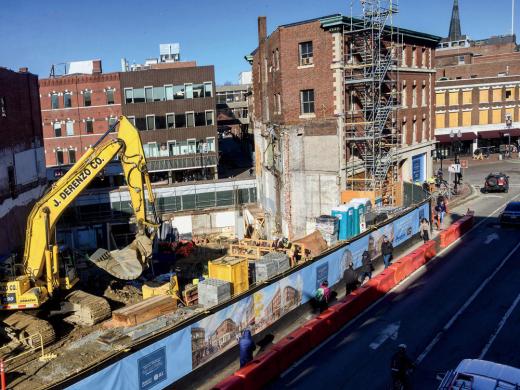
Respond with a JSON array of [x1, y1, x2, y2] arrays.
[[110, 295, 177, 327]]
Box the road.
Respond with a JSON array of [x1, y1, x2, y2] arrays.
[[270, 160, 520, 389]]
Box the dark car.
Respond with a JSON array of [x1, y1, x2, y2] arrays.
[[483, 172, 509, 193], [499, 202, 520, 226]]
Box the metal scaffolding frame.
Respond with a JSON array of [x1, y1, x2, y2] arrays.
[[344, 0, 401, 204]]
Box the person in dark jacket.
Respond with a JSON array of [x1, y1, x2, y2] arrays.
[[381, 236, 394, 269], [391, 344, 414, 389], [239, 329, 256, 367], [361, 250, 373, 282], [344, 262, 358, 295]]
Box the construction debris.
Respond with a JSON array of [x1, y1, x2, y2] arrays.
[[110, 295, 177, 327], [197, 278, 231, 308]]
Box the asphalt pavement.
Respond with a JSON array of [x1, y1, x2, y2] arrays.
[[271, 160, 520, 390]]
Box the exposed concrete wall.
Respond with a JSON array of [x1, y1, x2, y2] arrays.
[[303, 136, 339, 171]]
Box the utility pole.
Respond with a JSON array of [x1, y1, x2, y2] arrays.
[[513, 0, 516, 36]]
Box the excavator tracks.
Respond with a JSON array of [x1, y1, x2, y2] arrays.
[[2, 312, 56, 348], [65, 290, 111, 326]]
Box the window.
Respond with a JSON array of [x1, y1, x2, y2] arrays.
[[53, 122, 62, 137], [412, 47, 417, 67], [479, 89, 489, 103], [421, 85, 426, 107], [402, 121, 407, 144], [206, 137, 215, 152], [144, 143, 158, 158], [506, 107, 515, 122], [506, 87, 514, 101], [422, 48, 427, 68], [204, 82, 213, 97], [462, 111, 471, 126], [51, 93, 59, 109], [412, 85, 417, 107], [187, 139, 197, 154], [175, 113, 186, 127], [106, 89, 115, 105], [300, 89, 314, 114], [185, 84, 193, 99], [64, 92, 72, 108], [277, 94, 281, 114], [146, 115, 155, 130], [479, 109, 489, 125], [108, 117, 117, 131], [68, 149, 76, 164], [412, 120, 417, 143], [165, 85, 174, 101], [168, 141, 179, 156], [205, 110, 214, 126], [155, 116, 167, 130], [153, 87, 165, 102], [458, 55, 465, 65], [462, 90, 472, 105], [186, 112, 195, 127], [83, 91, 91, 106], [402, 45, 407, 67], [56, 150, 64, 165], [85, 119, 93, 133], [193, 84, 204, 98], [492, 108, 502, 124], [436, 92, 445, 107], [435, 113, 445, 128], [492, 88, 502, 102], [449, 91, 459, 106], [195, 112, 205, 126], [135, 117, 146, 130], [166, 113, 175, 128], [0, 97, 6, 117], [66, 120, 74, 136], [421, 118, 426, 141], [299, 41, 313, 66], [145, 87, 153, 102], [275, 49, 280, 70], [402, 82, 407, 107], [133, 88, 145, 103], [173, 85, 185, 99], [124, 88, 133, 104], [128, 116, 136, 126], [449, 112, 458, 127]]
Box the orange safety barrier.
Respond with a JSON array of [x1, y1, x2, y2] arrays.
[[408, 247, 426, 269], [351, 284, 380, 312], [303, 317, 332, 348], [389, 259, 409, 284], [333, 294, 364, 323], [272, 327, 312, 372], [234, 350, 281, 390], [422, 240, 436, 263], [317, 307, 344, 335], [212, 375, 245, 390], [377, 267, 397, 293]]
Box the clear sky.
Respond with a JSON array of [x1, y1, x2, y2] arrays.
[[0, 0, 517, 85]]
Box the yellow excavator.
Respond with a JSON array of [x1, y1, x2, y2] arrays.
[[0, 116, 160, 348]]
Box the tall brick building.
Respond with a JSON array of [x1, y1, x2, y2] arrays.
[[120, 63, 218, 182], [435, 0, 520, 156], [249, 15, 440, 239], [39, 60, 121, 167], [0, 67, 46, 255]]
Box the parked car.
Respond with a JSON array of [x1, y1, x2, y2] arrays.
[[482, 172, 509, 193], [499, 202, 520, 226]]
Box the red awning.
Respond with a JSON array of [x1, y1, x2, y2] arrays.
[[436, 132, 477, 143], [479, 131, 501, 139]]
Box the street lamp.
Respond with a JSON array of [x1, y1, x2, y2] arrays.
[[505, 114, 512, 158], [450, 129, 463, 193]]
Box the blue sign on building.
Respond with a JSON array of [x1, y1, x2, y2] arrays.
[[138, 347, 167, 390], [412, 153, 426, 183]]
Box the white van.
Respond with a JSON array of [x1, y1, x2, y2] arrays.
[[438, 359, 520, 389]]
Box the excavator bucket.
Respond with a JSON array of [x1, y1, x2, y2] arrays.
[[89, 235, 153, 280]]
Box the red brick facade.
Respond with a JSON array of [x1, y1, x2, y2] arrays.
[[39, 70, 121, 167]]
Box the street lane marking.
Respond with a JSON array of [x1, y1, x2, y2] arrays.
[[484, 233, 499, 244], [479, 290, 520, 359], [369, 321, 400, 350], [416, 240, 520, 365]]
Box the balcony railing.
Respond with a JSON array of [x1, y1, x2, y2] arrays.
[[147, 153, 218, 172]]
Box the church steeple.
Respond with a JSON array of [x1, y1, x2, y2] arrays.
[[448, 0, 462, 41]]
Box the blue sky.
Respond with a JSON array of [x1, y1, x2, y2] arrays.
[[0, 0, 516, 84]]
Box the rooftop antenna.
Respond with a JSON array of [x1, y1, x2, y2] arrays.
[[513, 0, 516, 36]]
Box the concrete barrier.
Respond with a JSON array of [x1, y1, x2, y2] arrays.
[[234, 350, 281, 390]]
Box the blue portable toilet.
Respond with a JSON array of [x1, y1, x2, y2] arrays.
[[331, 207, 348, 241], [351, 198, 371, 233], [345, 204, 355, 239]]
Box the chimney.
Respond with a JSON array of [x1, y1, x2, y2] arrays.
[[19, 67, 28, 73], [258, 16, 269, 123], [92, 60, 102, 74]]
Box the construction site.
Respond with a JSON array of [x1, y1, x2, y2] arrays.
[[0, 1, 441, 389]]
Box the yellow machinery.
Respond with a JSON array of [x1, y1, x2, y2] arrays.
[[0, 116, 160, 347], [208, 256, 249, 295], [142, 274, 180, 301]]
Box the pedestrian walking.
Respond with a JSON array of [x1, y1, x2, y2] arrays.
[[420, 218, 430, 242], [343, 262, 358, 295], [238, 329, 256, 368], [314, 280, 331, 312], [381, 236, 394, 269], [434, 204, 441, 230], [439, 200, 447, 227], [361, 250, 374, 282]]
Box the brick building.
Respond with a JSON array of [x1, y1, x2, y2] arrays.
[[249, 15, 440, 239], [435, 0, 520, 156], [120, 63, 218, 182], [216, 83, 251, 139], [0, 67, 46, 255], [39, 60, 122, 167]]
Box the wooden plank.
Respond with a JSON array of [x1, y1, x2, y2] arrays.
[[112, 295, 177, 327]]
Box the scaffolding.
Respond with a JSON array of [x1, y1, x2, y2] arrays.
[[344, 0, 401, 205]]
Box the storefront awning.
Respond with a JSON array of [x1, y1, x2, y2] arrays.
[[436, 132, 477, 143], [479, 130, 501, 139]]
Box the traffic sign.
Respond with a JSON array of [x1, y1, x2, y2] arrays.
[[460, 160, 468, 169], [448, 164, 461, 173]]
